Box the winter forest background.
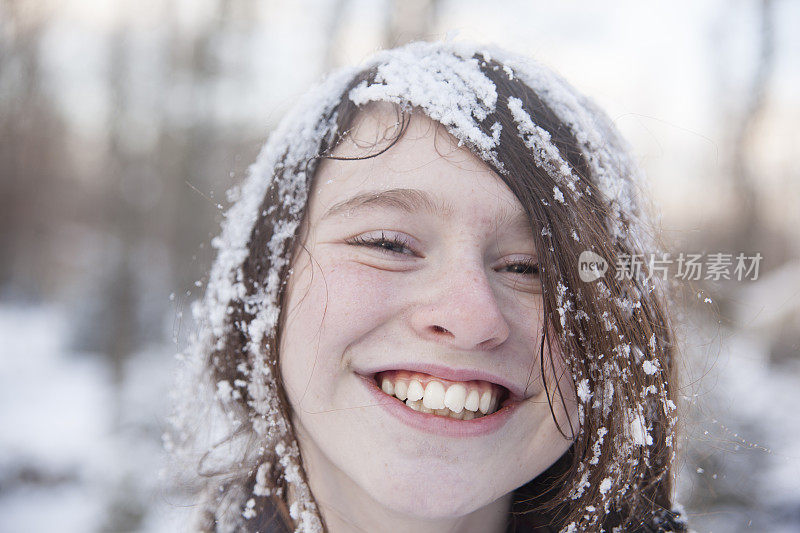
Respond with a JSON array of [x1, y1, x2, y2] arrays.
[[1, 0, 799, 531]]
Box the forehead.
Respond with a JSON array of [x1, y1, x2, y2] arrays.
[[309, 106, 527, 228]]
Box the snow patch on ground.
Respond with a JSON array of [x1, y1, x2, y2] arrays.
[[0, 304, 192, 532]]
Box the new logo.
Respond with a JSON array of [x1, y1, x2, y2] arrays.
[[578, 250, 608, 282]]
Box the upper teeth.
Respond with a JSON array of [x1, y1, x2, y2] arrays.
[[377, 371, 502, 419]]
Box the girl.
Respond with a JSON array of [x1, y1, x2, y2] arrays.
[[172, 41, 687, 532]]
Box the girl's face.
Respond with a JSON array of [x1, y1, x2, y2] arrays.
[[280, 107, 578, 522]]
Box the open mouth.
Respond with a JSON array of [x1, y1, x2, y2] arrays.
[[373, 370, 511, 420]]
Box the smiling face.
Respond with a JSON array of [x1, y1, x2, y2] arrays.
[[279, 106, 578, 524]]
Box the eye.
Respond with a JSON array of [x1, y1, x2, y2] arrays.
[[344, 231, 419, 256], [499, 257, 540, 276]]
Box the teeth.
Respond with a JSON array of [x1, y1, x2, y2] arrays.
[[379, 372, 505, 420], [406, 380, 424, 401], [479, 390, 492, 414], [405, 399, 422, 411], [449, 409, 465, 420], [422, 381, 446, 410], [464, 389, 480, 412], [394, 380, 408, 401], [443, 383, 467, 413]]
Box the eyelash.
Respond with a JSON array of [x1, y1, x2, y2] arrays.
[[345, 232, 418, 256], [345, 232, 539, 276], [500, 257, 540, 276]]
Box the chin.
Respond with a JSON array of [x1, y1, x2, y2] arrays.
[[357, 464, 501, 519], [373, 488, 485, 520]]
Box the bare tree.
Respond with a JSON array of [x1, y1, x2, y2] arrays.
[[0, 1, 68, 298], [731, 0, 774, 251]]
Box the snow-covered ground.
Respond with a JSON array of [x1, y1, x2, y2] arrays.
[[0, 304, 192, 533]]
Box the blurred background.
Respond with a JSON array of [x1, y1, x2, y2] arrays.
[[1, 0, 798, 531]]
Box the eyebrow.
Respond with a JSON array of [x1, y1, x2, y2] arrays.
[[321, 188, 454, 220], [321, 187, 532, 234]]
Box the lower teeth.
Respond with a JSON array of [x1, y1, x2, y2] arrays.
[[404, 398, 487, 419]]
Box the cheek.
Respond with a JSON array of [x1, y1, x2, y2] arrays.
[[536, 345, 580, 457], [503, 290, 546, 341], [500, 295, 549, 394], [279, 253, 401, 402], [290, 256, 400, 339], [504, 361, 578, 488]]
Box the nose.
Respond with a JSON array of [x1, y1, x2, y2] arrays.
[[409, 264, 511, 351]]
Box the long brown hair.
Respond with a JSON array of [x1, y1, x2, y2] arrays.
[[179, 43, 686, 532]]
